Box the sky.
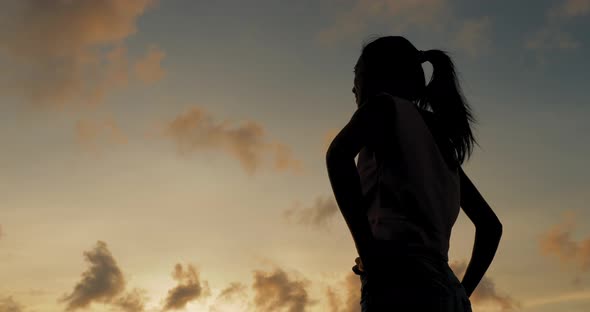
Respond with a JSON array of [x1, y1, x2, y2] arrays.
[[0, 0, 589, 311]]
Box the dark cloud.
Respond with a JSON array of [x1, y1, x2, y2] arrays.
[[284, 196, 338, 229], [251, 268, 314, 312], [163, 263, 210, 310], [0, 296, 24, 312], [450, 260, 520, 311], [162, 107, 303, 175], [539, 213, 590, 271], [114, 289, 147, 312], [61, 241, 126, 310]]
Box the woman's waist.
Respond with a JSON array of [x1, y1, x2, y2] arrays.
[[369, 240, 447, 263], [368, 215, 429, 239]]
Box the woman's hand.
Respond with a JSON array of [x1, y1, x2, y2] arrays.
[[355, 239, 384, 275], [355, 256, 365, 272]]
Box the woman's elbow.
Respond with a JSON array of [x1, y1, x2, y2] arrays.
[[478, 220, 503, 238], [326, 146, 345, 164], [493, 222, 503, 237]]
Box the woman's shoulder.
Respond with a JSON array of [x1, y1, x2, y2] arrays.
[[361, 92, 405, 116]]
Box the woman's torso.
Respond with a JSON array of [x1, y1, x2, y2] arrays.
[[357, 94, 461, 262]]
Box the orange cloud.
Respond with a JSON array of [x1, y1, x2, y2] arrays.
[[0, 0, 158, 109], [272, 142, 304, 173], [163, 263, 210, 311], [326, 287, 342, 312], [284, 196, 339, 229], [135, 45, 166, 85], [450, 260, 520, 311], [162, 107, 303, 175], [539, 212, 590, 271], [325, 272, 361, 312], [252, 268, 314, 312], [0, 296, 24, 312]]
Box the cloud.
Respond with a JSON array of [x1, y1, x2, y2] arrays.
[[525, 0, 588, 55], [161, 107, 303, 175], [216, 282, 248, 303], [525, 27, 579, 52], [325, 272, 361, 312], [272, 143, 304, 173], [135, 45, 166, 85], [163, 263, 210, 310], [0, 296, 24, 312], [450, 260, 520, 311], [325, 287, 341, 312], [451, 17, 492, 57], [550, 0, 590, 18], [524, 289, 590, 308], [539, 212, 590, 271], [316, 0, 448, 45], [0, 0, 158, 109], [114, 289, 148, 312], [284, 196, 339, 229], [251, 268, 314, 312], [316, 1, 494, 58], [61, 241, 126, 311], [75, 117, 128, 151], [328, 265, 520, 311]]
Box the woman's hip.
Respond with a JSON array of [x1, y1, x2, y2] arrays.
[[357, 255, 472, 311]]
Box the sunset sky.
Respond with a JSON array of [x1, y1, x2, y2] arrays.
[[1, 0, 589, 311]]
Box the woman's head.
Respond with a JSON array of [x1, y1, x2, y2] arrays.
[[353, 35, 478, 166], [353, 36, 425, 106]]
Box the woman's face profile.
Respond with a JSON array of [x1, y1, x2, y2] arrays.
[[353, 58, 363, 107]]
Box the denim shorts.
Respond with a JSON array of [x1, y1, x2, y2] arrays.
[[354, 247, 472, 311]]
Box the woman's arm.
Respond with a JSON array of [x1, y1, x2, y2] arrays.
[[326, 96, 391, 273], [458, 167, 503, 297]]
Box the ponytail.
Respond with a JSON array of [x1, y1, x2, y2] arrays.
[[418, 49, 477, 167]]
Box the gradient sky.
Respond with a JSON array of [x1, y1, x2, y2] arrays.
[[1, 1, 589, 311]]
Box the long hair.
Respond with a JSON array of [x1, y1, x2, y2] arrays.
[[357, 36, 477, 166]]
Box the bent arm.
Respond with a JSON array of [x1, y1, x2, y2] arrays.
[[325, 95, 392, 273], [459, 167, 503, 297], [326, 151, 375, 270]]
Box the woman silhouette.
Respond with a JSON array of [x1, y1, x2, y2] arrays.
[[326, 36, 502, 311]]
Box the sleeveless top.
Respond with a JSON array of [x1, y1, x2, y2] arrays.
[[357, 94, 461, 262]]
